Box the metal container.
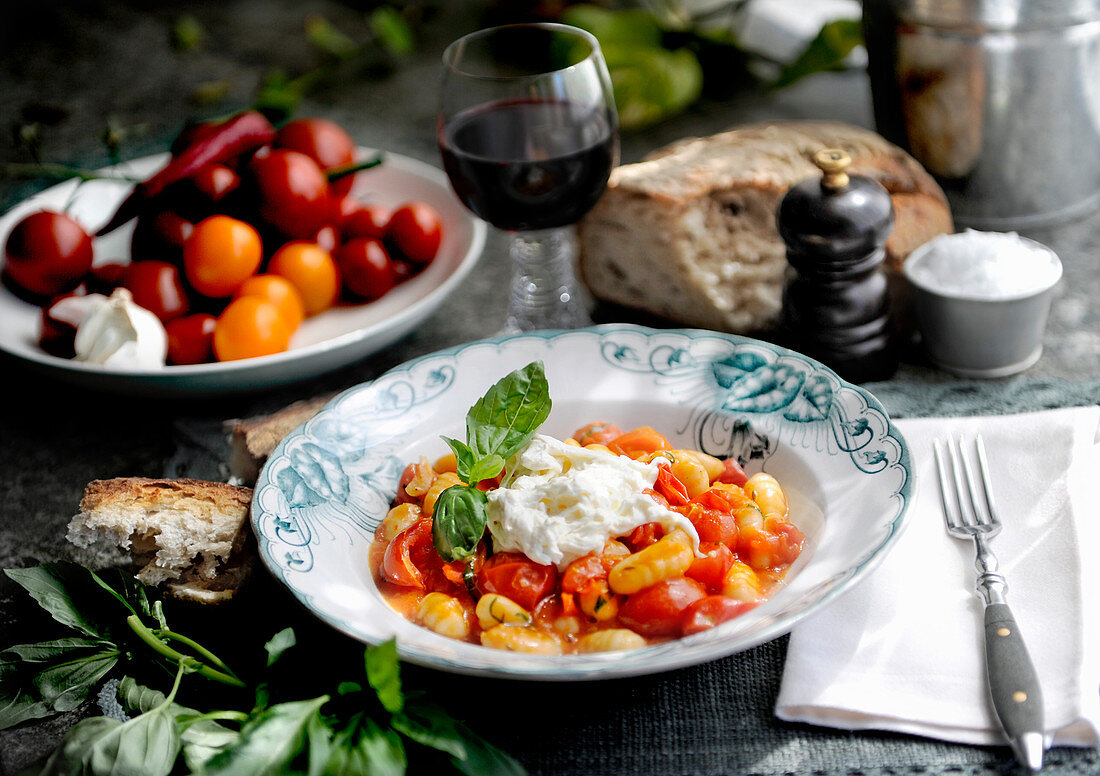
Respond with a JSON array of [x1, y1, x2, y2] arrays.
[[862, 0, 1100, 229]]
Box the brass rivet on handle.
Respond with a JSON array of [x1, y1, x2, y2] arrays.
[[1013, 691, 1028, 703], [997, 627, 1011, 637], [813, 148, 851, 190]]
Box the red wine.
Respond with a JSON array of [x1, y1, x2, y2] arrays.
[[439, 98, 617, 231]]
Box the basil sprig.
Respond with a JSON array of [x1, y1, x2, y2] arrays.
[[432, 361, 551, 562]]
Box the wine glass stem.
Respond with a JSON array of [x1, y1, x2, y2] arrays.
[[506, 227, 592, 332]]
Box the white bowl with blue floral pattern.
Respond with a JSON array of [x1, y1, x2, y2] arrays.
[[252, 325, 913, 679]]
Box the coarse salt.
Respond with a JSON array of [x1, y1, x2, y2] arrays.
[[905, 230, 1061, 300]]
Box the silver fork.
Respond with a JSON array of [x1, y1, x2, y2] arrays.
[[934, 435, 1046, 771]]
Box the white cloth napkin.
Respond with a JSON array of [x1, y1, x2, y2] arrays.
[[776, 405, 1100, 748]]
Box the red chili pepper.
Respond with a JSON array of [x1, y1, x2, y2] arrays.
[[97, 110, 276, 236]]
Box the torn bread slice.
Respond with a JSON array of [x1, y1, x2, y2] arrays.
[[67, 477, 253, 601]]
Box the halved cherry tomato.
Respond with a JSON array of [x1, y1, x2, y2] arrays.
[[572, 421, 622, 446], [183, 215, 263, 298], [654, 463, 690, 506], [680, 502, 738, 548], [685, 542, 734, 590], [477, 552, 557, 611], [165, 313, 217, 365], [386, 202, 442, 266], [124, 260, 190, 322], [716, 457, 749, 487], [608, 426, 671, 458], [561, 553, 607, 594], [681, 595, 757, 636], [212, 296, 293, 361], [619, 577, 707, 637], [382, 517, 435, 589], [233, 274, 305, 331], [267, 241, 340, 316], [335, 237, 397, 301], [3, 210, 94, 299], [625, 522, 665, 551]]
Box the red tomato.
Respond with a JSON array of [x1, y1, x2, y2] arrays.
[[312, 224, 339, 253], [654, 464, 690, 506], [38, 292, 89, 358], [130, 210, 194, 266], [382, 517, 437, 589], [625, 522, 665, 551], [560, 554, 607, 594], [337, 199, 392, 240], [477, 552, 557, 610], [165, 313, 217, 365], [386, 202, 442, 265], [274, 117, 357, 196], [124, 260, 190, 322], [334, 237, 397, 301], [682, 503, 738, 548], [685, 542, 734, 590], [248, 149, 332, 239], [572, 422, 622, 446], [2, 211, 93, 299], [716, 457, 749, 487], [619, 577, 707, 637], [681, 596, 757, 636], [393, 463, 419, 506], [86, 262, 129, 295]]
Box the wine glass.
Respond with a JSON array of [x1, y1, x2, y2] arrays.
[[438, 23, 619, 332]]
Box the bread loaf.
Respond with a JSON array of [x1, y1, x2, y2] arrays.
[[67, 477, 253, 602], [577, 120, 953, 334]]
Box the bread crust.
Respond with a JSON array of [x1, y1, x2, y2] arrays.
[[578, 120, 953, 333]]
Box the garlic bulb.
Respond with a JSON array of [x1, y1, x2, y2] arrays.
[[73, 288, 167, 368]]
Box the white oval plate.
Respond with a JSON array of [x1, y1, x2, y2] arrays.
[[253, 325, 914, 680], [0, 150, 486, 396]]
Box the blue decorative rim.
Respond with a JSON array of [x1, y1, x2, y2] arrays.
[[252, 325, 913, 679]]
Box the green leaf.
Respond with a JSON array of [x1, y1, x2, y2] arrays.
[[172, 14, 206, 52], [364, 639, 402, 715], [560, 5, 662, 49], [306, 14, 360, 62], [264, 627, 297, 668], [450, 721, 527, 776], [391, 702, 467, 761], [370, 6, 415, 57], [441, 437, 477, 484], [466, 361, 551, 466], [467, 456, 505, 488], [0, 639, 119, 730], [430, 485, 488, 563], [198, 695, 330, 775], [602, 42, 703, 131], [5, 563, 114, 638], [354, 718, 406, 776], [771, 18, 864, 91]]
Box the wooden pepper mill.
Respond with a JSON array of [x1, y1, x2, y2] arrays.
[[777, 148, 899, 382]]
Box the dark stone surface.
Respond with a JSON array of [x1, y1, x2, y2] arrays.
[[1, 2, 1097, 775]]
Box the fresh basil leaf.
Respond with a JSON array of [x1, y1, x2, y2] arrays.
[[466, 455, 505, 489], [264, 627, 297, 668], [465, 361, 551, 466], [0, 639, 119, 730], [771, 18, 863, 91], [364, 639, 402, 715], [392, 701, 467, 761], [336, 681, 362, 696], [198, 695, 330, 775], [38, 716, 123, 776], [430, 485, 488, 563], [601, 41, 703, 131], [354, 718, 406, 776], [370, 6, 415, 57], [450, 721, 527, 776], [441, 436, 477, 484], [5, 563, 114, 638]]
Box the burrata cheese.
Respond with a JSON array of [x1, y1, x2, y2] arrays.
[[486, 434, 700, 570]]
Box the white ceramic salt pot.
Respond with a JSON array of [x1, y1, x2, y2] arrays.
[[903, 230, 1063, 377]]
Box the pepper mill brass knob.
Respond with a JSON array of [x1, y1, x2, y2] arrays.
[[776, 148, 899, 383]]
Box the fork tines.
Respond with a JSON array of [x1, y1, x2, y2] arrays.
[[933, 435, 1003, 536]]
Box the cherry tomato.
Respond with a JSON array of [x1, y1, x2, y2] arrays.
[[165, 313, 217, 365], [233, 273, 305, 331], [618, 577, 707, 638], [267, 241, 340, 315], [2, 210, 94, 299], [386, 202, 442, 266], [477, 552, 558, 611], [682, 502, 738, 548], [124, 260, 190, 322], [382, 518, 447, 590], [130, 210, 194, 266], [625, 522, 665, 551], [654, 464, 690, 506], [183, 215, 263, 298], [39, 292, 91, 359], [312, 224, 339, 253], [168, 164, 242, 221], [86, 262, 129, 296], [572, 421, 623, 446], [334, 237, 397, 301], [212, 296, 293, 361], [337, 198, 392, 240], [716, 457, 749, 487], [248, 148, 332, 239], [274, 117, 357, 196], [560, 554, 608, 594], [680, 595, 757, 637], [685, 542, 735, 590]]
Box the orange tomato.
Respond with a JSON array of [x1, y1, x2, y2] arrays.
[[607, 426, 672, 458], [233, 273, 305, 331], [267, 241, 340, 315], [213, 296, 293, 361], [182, 215, 263, 298]]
